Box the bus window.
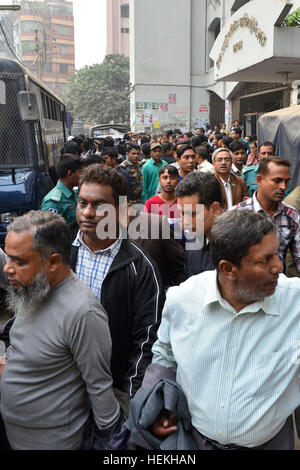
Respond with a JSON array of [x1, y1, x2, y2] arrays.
[[0, 78, 34, 167], [34, 122, 45, 166], [45, 95, 50, 119]]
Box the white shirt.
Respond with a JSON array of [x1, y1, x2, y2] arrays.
[[198, 160, 215, 175], [220, 176, 233, 209], [152, 270, 300, 447]]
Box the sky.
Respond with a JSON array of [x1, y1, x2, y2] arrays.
[[72, 0, 107, 70]]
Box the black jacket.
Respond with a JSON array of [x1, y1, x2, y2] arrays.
[[70, 237, 165, 397], [184, 240, 215, 278]]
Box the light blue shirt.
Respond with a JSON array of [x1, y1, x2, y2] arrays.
[[152, 270, 300, 447], [73, 231, 122, 301]]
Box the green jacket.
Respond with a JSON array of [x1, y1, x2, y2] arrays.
[[41, 180, 78, 224], [242, 164, 259, 197], [142, 158, 167, 203]]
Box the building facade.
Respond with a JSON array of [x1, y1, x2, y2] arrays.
[[14, 0, 75, 97], [130, 0, 300, 134], [107, 0, 130, 57]]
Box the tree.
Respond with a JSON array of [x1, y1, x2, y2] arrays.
[[282, 7, 300, 26], [63, 54, 130, 125]]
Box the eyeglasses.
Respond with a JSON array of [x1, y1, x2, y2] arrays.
[[215, 158, 231, 163]]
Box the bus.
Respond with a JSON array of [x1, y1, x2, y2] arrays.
[[89, 124, 128, 139], [0, 58, 67, 246]]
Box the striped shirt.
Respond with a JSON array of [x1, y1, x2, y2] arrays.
[[152, 270, 300, 447], [232, 192, 300, 273], [72, 231, 123, 300]]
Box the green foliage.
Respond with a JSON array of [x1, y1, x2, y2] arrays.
[[282, 8, 300, 26], [62, 54, 130, 126]]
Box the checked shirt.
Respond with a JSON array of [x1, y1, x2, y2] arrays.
[[232, 191, 300, 273]]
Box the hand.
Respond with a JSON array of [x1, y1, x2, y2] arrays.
[[150, 412, 178, 437], [0, 358, 6, 379]]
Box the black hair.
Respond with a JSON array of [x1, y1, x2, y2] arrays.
[[163, 142, 174, 153], [175, 172, 222, 208], [101, 147, 119, 159], [177, 144, 194, 159], [56, 154, 84, 179], [159, 164, 179, 177], [194, 145, 209, 160], [229, 140, 246, 153], [82, 154, 106, 166], [258, 141, 275, 153], [79, 165, 128, 206], [222, 136, 233, 148], [141, 143, 151, 158], [62, 141, 82, 156], [140, 136, 151, 145], [103, 136, 115, 148], [232, 127, 242, 136], [258, 156, 291, 176], [190, 135, 206, 147], [210, 210, 274, 271], [128, 143, 141, 152]]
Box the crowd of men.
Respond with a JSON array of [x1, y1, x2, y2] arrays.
[[0, 121, 300, 451]]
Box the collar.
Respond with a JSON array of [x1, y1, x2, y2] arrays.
[[150, 158, 164, 167], [253, 191, 285, 217], [57, 180, 74, 199], [73, 230, 122, 256], [203, 271, 280, 316], [219, 175, 231, 185], [231, 163, 245, 174], [124, 159, 141, 167], [199, 159, 208, 168]]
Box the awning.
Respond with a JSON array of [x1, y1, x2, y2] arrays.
[[210, 0, 300, 83]]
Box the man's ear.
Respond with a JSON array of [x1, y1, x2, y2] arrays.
[[47, 253, 62, 273], [210, 201, 223, 216], [256, 174, 262, 185], [218, 260, 238, 281]]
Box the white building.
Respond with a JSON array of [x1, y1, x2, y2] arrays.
[[130, 0, 300, 135]]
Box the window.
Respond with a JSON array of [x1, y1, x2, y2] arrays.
[[46, 62, 52, 73], [59, 63, 68, 74], [22, 41, 36, 54], [207, 18, 221, 69], [231, 0, 250, 13], [120, 4, 129, 18], [21, 20, 43, 33], [54, 24, 72, 36], [58, 44, 69, 55], [121, 28, 129, 34]]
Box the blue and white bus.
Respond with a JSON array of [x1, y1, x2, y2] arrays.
[[0, 58, 68, 246]]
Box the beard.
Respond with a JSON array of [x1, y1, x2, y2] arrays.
[[6, 269, 51, 317], [232, 281, 267, 304]]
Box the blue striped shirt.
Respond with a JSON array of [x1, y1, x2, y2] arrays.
[[152, 270, 300, 447], [73, 231, 122, 301]]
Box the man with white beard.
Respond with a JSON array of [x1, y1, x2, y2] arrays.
[[0, 211, 122, 450]]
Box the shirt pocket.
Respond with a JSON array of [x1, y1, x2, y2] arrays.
[[249, 352, 288, 397]]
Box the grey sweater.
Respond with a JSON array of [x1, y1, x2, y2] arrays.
[[0, 272, 120, 450]]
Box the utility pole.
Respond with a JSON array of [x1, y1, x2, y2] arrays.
[[34, 29, 43, 80]]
